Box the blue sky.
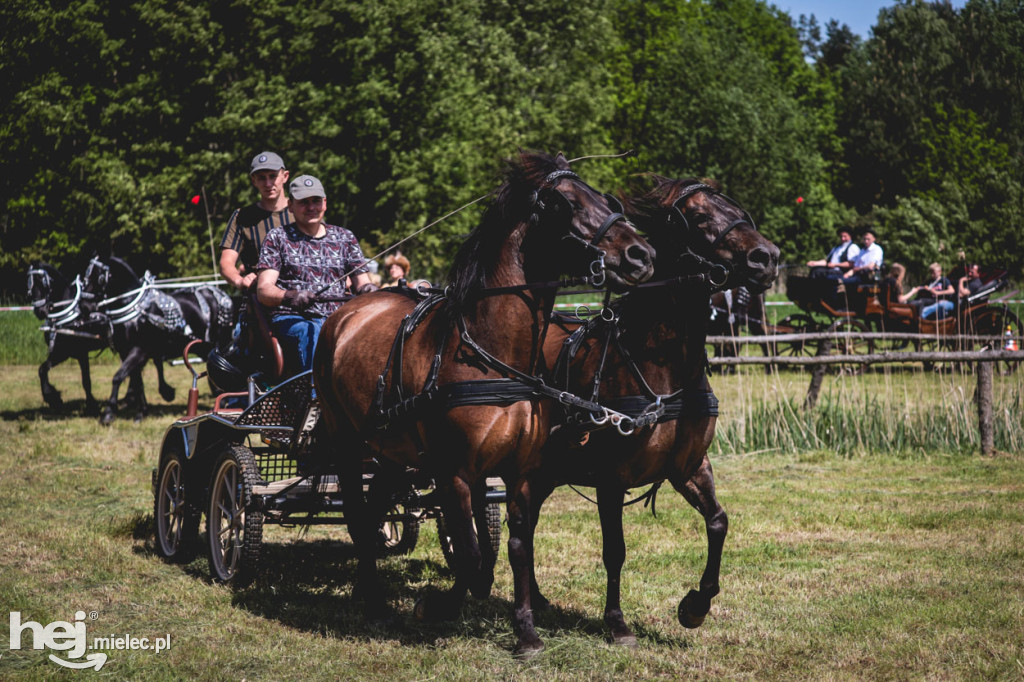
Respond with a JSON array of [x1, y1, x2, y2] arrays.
[[774, 0, 968, 38]]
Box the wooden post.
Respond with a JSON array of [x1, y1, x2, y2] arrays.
[[803, 337, 833, 410], [976, 361, 994, 456]]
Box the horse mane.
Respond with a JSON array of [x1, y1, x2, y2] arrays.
[[622, 174, 704, 229], [443, 150, 569, 318]]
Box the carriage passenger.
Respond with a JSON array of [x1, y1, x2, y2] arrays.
[[913, 262, 955, 319], [958, 263, 984, 299], [807, 226, 860, 280], [256, 175, 375, 373], [842, 228, 884, 285], [219, 151, 294, 292]]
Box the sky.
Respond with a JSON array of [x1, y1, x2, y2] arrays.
[[775, 0, 968, 39]]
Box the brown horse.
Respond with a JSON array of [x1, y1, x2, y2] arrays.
[[313, 151, 656, 628], [514, 177, 779, 655]]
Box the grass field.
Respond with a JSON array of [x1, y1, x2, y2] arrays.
[[1, 359, 1022, 680]]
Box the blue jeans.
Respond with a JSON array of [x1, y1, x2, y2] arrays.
[[921, 299, 954, 320], [271, 314, 324, 373]]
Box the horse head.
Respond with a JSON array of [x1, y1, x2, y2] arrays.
[[449, 151, 655, 308], [26, 262, 76, 321], [628, 177, 778, 292]]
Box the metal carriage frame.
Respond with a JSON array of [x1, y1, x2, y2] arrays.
[[152, 343, 504, 586]]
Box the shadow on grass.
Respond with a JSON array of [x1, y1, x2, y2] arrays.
[[2, 398, 191, 423], [131, 527, 670, 652]]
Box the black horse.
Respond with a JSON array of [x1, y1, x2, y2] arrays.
[[82, 255, 233, 424], [27, 262, 111, 413]]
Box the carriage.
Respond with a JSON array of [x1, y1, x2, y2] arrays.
[[772, 265, 1021, 372], [152, 337, 505, 586]]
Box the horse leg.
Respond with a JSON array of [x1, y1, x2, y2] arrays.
[[526, 476, 556, 612], [76, 351, 100, 415], [39, 346, 71, 409], [672, 454, 727, 629], [596, 483, 637, 647], [339, 447, 388, 617], [129, 367, 149, 422], [101, 348, 148, 426], [414, 476, 476, 621], [154, 358, 175, 402], [469, 478, 499, 599], [507, 476, 544, 657]]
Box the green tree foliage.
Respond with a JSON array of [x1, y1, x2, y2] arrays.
[[2, 0, 1023, 296]]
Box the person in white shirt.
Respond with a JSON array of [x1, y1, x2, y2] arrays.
[[843, 228, 884, 284]]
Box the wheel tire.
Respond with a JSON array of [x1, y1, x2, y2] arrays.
[[377, 490, 422, 557], [965, 307, 1021, 376], [773, 314, 818, 360], [206, 445, 264, 586], [437, 496, 502, 571], [153, 449, 200, 563]]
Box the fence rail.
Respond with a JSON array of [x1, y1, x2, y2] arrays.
[[704, 330, 1020, 456]]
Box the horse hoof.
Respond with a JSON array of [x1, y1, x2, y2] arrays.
[[470, 576, 494, 600], [100, 411, 115, 426], [513, 637, 544, 660], [678, 590, 708, 629], [413, 593, 458, 622], [159, 387, 175, 402]]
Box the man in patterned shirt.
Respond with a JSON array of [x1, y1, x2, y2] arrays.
[[219, 151, 294, 291], [256, 174, 374, 372]]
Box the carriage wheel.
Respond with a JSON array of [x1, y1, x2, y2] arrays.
[[377, 489, 422, 557], [206, 445, 264, 586], [437, 497, 502, 571], [153, 450, 199, 563], [827, 318, 872, 375], [772, 314, 817, 362], [964, 307, 1021, 376]]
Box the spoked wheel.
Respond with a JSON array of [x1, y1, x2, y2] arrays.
[[437, 496, 502, 571], [964, 306, 1021, 376], [827, 318, 872, 374], [206, 445, 264, 586], [153, 449, 200, 563], [378, 490, 423, 557], [771, 314, 818, 363]]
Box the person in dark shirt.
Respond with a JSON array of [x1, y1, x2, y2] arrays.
[[958, 263, 984, 299], [219, 151, 294, 292]]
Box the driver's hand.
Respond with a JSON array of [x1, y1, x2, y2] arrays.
[[284, 289, 316, 311]]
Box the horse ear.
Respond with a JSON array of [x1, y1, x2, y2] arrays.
[[604, 193, 624, 214], [554, 152, 570, 170]]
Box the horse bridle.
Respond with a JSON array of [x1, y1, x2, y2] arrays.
[[27, 267, 52, 309], [664, 183, 759, 290], [535, 169, 634, 288], [83, 256, 110, 300]]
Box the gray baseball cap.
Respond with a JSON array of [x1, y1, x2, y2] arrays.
[[289, 175, 326, 200], [250, 151, 286, 174]]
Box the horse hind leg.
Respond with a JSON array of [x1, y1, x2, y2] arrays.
[[414, 476, 475, 622], [506, 476, 544, 658], [672, 455, 727, 629], [102, 347, 147, 425], [154, 359, 175, 402], [597, 483, 637, 647], [76, 353, 99, 415]]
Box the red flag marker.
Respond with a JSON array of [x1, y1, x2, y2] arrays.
[[190, 195, 201, 205], [796, 196, 804, 204]]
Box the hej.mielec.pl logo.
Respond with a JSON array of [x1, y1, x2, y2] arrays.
[[8, 610, 172, 671]]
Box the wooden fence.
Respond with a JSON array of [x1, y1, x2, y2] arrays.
[[704, 332, 1024, 455]]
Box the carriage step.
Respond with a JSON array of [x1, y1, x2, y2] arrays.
[[253, 475, 339, 496]]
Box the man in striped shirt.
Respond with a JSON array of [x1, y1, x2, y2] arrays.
[[218, 151, 294, 292]]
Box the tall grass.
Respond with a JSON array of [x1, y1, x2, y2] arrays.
[[710, 365, 1024, 457]]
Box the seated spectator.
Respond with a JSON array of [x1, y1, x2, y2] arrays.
[[912, 262, 955, 320], [842, 228, 884, 285], [880, 263, 916, 305], [256, 175, 374, 373], [807, 227, 860, 280], [383, 252, 412, 287]]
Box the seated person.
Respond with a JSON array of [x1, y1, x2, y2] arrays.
[[913, 262, 955, 320], [958, 262, 984, 299], [880, 263, 913, 304], [841, 228, 884, 285], [256, 174, 374, 373], [383, 252, 412, 287], [807, 227, 860, 280]]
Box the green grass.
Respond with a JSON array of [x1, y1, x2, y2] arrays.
[[1, 363, 1022, 680]]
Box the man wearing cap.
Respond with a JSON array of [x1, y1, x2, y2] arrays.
[[843, 228, 884, 284], [807, 227, 860, 278], [256, 175, 374, 373], [219, 151, 293, 291]]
